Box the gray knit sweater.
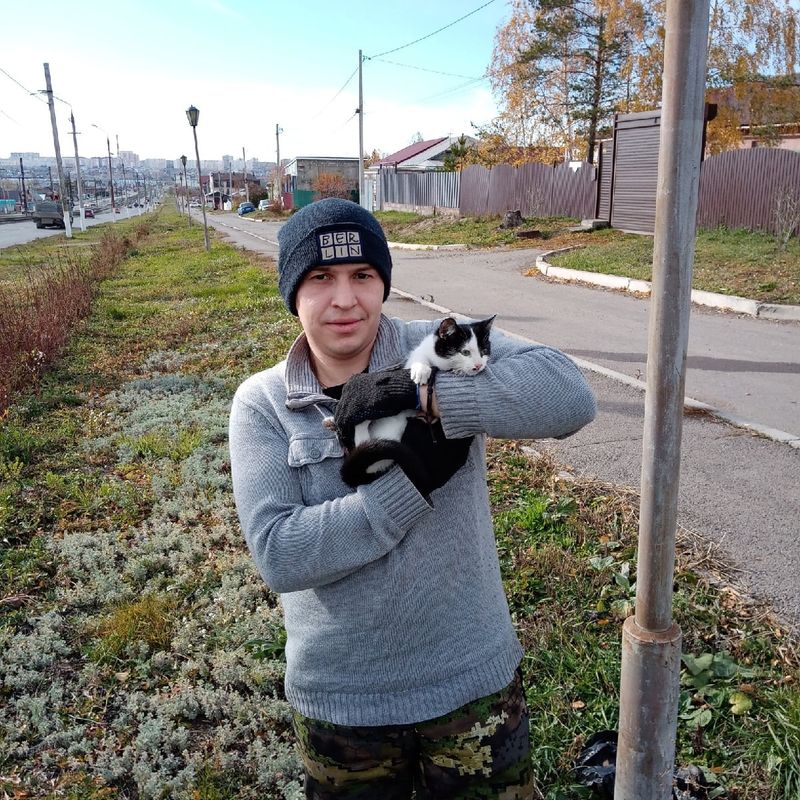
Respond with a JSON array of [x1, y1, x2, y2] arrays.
[[229, 314, 596, 726]]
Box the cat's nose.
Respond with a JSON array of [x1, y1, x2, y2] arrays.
[[474, 364, 483, 372]]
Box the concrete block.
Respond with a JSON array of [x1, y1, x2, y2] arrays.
[[757, 303, 800, 322]]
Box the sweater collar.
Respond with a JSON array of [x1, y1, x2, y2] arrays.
[[285, 314, 405, 409]]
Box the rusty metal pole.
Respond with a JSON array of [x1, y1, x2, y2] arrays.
[[614, 1, 710, 798]]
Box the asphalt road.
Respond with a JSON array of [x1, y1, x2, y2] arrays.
[[203, 210, 800, 629], [0, 207, 149, 250]]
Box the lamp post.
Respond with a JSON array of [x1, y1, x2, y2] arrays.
[[180, 154, 190, 227], [185, 106, 209, 251]]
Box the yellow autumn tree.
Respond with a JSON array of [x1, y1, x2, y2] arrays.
[[488, 0, 800, 159]]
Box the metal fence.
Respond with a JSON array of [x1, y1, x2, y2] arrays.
[[375, 148, 800, 236], [378, 170, 460, 211], [697, 148, 800, 235], [459, 162, 597, 219]]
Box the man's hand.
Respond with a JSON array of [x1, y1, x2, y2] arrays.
[[333, 369, 418, 450]]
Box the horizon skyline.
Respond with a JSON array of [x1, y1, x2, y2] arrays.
[[1, 1, 507, 165]]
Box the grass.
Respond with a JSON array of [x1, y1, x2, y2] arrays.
[[373, 210, 800, 304], [546, 225, 800, 305], [0, 208, 797, 799], [374, 210, 579, 248]]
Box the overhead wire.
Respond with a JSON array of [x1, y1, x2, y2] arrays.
[[366, 0, 498, 60], [372, 57, 484, 81], [0, 65, 47, 103], [308, 65, 360, 121]]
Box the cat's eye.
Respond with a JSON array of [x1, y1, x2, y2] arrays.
[[461, 349, 470, 356]]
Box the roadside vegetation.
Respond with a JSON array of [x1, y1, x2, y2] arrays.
[[375, 210, 800, 305], [374, 209, 579, 248], [1, 208, 797, 799]]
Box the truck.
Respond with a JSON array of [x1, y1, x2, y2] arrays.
[[32, 200, 66, 229]]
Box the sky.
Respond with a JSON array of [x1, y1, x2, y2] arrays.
[[0, 0, 511, 164]]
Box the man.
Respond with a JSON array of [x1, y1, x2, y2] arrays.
[[229, 198, 596, 799]]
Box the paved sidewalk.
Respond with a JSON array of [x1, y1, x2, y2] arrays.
[[205, 211, 800, 629]]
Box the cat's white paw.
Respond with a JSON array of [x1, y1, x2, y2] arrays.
[[409, 362, 432, 385]]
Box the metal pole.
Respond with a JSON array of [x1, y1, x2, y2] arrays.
[[182, 162, 191, 226], [19, 158, 28, 214], [614, 1, 711, 798], [122, 162, 129, 217], [275, 123, 281, 207], [192, 127, 210, 251], [105, 137, 116, 220], [242, 146, 249, 203], [70, 112, 86, 231], [43, 63, 72, 238], [358, 49, 364, 207]]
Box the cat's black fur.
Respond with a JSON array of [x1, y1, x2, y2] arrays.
[[339, 316, 494, 489]]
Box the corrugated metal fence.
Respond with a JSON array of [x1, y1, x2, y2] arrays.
[[460, 162, 597, 218], [698, 149, 800, 235], [376, 149, 800, 236], [379, 170, 460, 210]]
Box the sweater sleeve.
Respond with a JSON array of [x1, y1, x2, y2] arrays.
[[434, 329, 596, 441], [229, 394, 432, 594]]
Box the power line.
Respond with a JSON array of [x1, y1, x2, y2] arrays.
[[367, 0, 498, 60], [373, 57, 484, 81], [0, 65, 47, 103], [415, 77, 487, 104], [0, 108, 22, 125], [309, 65, 360, 121]]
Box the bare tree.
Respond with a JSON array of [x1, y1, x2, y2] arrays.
[[772, 185, 800, 251]]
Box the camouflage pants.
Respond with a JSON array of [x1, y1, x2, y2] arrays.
[[292, 669, 533, 800]]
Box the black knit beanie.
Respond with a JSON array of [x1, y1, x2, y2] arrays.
[[277, 198, 392, 315]]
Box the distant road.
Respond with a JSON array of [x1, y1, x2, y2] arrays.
[[0, 207, 147, 250]]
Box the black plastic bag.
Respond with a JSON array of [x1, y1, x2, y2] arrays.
[[572, 731, 723, 799]]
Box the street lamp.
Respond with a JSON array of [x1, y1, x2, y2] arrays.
[[185, 105, 209, 251], [180, 154, 190, 227]]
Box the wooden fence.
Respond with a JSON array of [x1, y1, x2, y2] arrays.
[[460, 162, 597, 219], [697, 148, 800, 235]]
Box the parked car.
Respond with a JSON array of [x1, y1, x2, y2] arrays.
[[189, 201, 201, 208], [257, 199, 271, 211], [72, 207, 95, 218], [237, 202, 256, 216]]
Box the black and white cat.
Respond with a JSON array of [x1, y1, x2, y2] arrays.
[[339, 315, 495, 487]]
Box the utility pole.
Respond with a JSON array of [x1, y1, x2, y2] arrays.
[[43, 63, 72, 238], [357, 49, 364, 208], [242, 146, 249, 203], [180, 155, 190, 226], [69, 112, 86, 231], [613, 1, 711, 798], [19, 158, 28, 214], [121, 162, 130, 217], [275, 123, 282, 207], [99, 135, 117, 220]]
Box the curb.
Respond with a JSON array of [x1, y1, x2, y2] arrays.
[[536, 250, 800, 321], [389, 286, 800, 450], [388, 240, 466, 251]]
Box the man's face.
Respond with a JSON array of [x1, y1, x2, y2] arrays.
[[295, 262, 384, 369]]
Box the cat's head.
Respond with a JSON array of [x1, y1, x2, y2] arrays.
[[434, 315, 495, 375]]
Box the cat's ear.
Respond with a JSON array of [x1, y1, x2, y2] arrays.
[[475, 315, 496, 334], [438, 318, 458, 338]]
